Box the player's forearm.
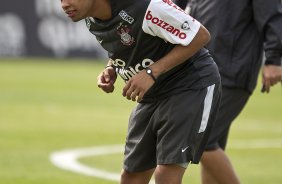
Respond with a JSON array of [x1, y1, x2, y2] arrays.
[[150, 25, 210, 78]]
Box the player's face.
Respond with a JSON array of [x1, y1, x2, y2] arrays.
[[61, 0, 95, 22]]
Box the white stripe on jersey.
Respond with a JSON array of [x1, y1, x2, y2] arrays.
[[142, 0, 200, 46], [198, 84, 215, 133]]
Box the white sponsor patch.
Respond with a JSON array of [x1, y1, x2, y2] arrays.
[[142, 0, 200, 46]]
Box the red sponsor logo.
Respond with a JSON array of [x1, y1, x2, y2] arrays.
[[162, 0, 185, 13], [146, 10, 187, 40]]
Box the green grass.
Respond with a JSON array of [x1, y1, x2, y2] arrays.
[[0, 58, 281, 184]]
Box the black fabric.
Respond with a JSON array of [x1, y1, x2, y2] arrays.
[[174, 0, 188, 10], [85, 0, 220, 102], [124, 82, 221, 172]]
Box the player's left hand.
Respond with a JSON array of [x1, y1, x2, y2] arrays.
[[262, 64, 282, 93], [122, 70, 155, 102], [97, 67, 117, 93]]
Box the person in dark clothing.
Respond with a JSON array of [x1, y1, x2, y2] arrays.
[[174, 0, 282, 183], [60, 0, 221, 183]]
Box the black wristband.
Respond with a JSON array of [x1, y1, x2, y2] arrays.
[[145, 67, 156, 82]]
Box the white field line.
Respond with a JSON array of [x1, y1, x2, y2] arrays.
[[50, 139, 282, 183], [50, 145, 123, 182]]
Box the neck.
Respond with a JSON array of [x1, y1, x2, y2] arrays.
[[91, 0, 111, 20]]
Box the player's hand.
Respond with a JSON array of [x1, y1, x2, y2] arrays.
[[97, 67, 117, 93], [261, 65, 282, 93], [122, 70, 155, 102]]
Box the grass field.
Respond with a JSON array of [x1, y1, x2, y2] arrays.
[[0, 58, 281, 184]]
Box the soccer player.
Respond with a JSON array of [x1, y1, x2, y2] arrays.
[[174, 0, 282, 184], [60, 0, 221, 183]]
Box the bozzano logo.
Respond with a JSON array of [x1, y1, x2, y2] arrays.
[[145, 10, 187, 40]]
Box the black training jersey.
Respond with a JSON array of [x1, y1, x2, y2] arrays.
[[86, 0, 220, 102]]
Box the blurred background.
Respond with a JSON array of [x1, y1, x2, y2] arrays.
[[0, 0, 107, 58], [0, 0, 281, 184]]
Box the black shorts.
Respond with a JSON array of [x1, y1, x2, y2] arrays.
[[205, 87, 250, 150], [123, 83, 221, 172]]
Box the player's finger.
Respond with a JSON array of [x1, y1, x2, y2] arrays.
[[125, 85, 135, 100], [264, 79, 271, 93], [97, 72, 106, 84], [130, 90, 139, 102], [137, 92, 144, 103], [99, 83, 114, 93], [123, 80, 131, 97], [103, 70, 111, 83]]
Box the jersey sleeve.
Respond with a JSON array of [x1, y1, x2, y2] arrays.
[[253, 0, 282, 66], [142, 0, 201, 46]]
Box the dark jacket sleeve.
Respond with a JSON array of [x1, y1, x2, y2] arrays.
[[174, 0, 188, 10], [253, 0, 282, 66]]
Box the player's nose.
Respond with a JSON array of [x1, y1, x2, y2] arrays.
[[61, 0, 70, 11]]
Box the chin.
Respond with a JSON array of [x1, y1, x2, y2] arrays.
[[71, 17, 83, 22], [72, 19, 81, 22]]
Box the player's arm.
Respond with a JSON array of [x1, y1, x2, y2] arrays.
[[123, 0, 210, 102], [150, 25, 210, 78], [97, 59, 117, 93], [123, 25, 209, 102], [254, 0, 282, 93]]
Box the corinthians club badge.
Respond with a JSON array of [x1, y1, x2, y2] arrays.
[[117, 24, 135, 46], [181, 21, 190, 30]]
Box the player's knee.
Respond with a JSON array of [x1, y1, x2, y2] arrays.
[[154, 168, 167, 184], [154, 165, 184, 184], [120, 168, 154, 184]]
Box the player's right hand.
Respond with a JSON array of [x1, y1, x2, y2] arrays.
[[97, 67, 117, 93], [262, 64, 282, 93]]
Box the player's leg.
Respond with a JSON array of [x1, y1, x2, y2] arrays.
[[154, 164, 186, 184], [120, 168, 155, 184], [201, 163, 218, 184], [153, 82, 221, 183], [201, 130, 230, 184], [201, 149, 239, 184], [200, 87, 250, 184], [122, 103, 158, 184]]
